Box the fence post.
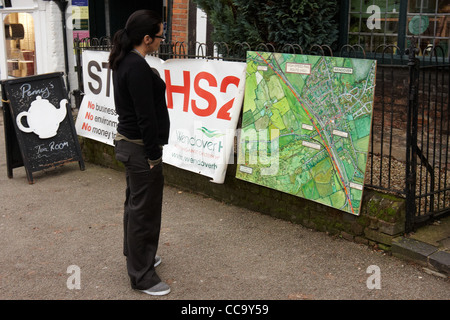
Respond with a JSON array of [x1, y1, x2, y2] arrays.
[[73, 37, 84, 109], [404, 38, 420, 232]]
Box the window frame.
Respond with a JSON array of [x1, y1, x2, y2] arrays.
[[341, 0, 450, 59]]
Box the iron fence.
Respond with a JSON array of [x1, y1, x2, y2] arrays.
[[410, 44, 450, 229], [73, 37, 449, 231]]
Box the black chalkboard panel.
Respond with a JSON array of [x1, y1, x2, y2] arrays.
[[1, 72, 84, 183]]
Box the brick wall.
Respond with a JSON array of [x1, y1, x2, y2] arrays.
[[172, 0, 189, 43]]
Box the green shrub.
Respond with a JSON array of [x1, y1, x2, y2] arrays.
[[193, 0, 339, 50]]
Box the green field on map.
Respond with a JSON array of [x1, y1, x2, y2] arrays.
[[236, 51, 377, 215]]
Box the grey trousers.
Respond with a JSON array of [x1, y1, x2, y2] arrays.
[[114, 139, 164, 290]]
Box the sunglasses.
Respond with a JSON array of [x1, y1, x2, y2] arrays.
[[154, 35, 165, 41]]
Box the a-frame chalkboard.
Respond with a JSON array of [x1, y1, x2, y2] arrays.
[[1, 72, 84, 184]]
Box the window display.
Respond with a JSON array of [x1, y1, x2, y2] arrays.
[[4, 12, 36, 77]]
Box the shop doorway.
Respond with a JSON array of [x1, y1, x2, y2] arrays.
[[3, 12, 36, 78]]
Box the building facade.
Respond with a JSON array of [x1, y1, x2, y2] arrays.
[[343, 0, 449, 57], [1, 1, 448, 92], [0, 0, 68, 81], [0, 0, 168, 102]]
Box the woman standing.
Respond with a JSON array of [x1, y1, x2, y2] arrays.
[[109, 10, 170, 296]]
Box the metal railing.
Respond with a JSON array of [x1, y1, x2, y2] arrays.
[[73, 37, 450, 231]]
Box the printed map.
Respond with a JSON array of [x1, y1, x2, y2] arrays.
[[236, 51, 377, 215]]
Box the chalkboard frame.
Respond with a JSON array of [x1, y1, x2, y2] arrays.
[[1, 72, 85, 184]]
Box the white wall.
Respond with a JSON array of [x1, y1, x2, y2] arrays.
[[195, 7, 207, 56], [42, 0, 65, 74]]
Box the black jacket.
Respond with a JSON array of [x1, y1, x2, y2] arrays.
[[113, 52, 170, 161]]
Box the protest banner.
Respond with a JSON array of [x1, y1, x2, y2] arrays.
[[75, 50, 246, 183], [75, 50, 117, 146], [158, 57, 246, 183]]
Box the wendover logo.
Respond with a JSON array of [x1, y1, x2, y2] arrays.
[[197, 127, 225, 138], [175, 129, 224, 153]]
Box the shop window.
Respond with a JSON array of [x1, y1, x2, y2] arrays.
[[349, 0, 401, 52], [406, 0, 449, 56], [4, 12, 36, 77], [348, 0, 450, 57]]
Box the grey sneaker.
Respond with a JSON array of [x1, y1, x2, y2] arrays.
[[154, 255, 161, 268], [139, 282, 171, 296]]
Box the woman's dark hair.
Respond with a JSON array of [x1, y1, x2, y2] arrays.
[[109, 10, 162, 70]]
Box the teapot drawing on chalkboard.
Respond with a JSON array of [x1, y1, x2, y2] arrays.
[[16, 96, 67, 139]]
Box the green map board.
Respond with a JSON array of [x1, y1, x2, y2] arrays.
[[236, 51, 377, 215]]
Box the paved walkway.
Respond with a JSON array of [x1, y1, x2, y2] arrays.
[[392, 215, 450, 277], [0, 160, 448, 300]]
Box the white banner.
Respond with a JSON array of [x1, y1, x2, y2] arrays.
[[156, 57, 246, 183], [75, 50, 246, 183], [75, 50, 117, 146]]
